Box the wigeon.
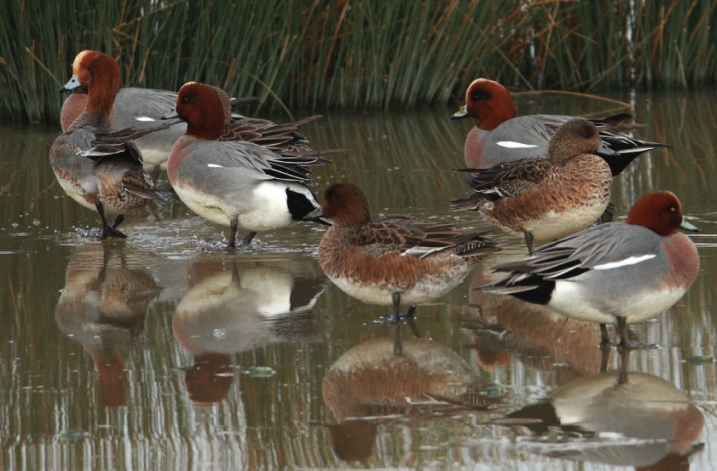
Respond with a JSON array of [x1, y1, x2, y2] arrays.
[[505, 351, 704, 468], [164, 82, 337, 156], [322, 331, 494, 461], [452, 78, 669, 173], [481, 191, 700, 347], [49, 50, 166, 239], [451, 118, 613, 252], [60, 54, 260, 175], [309, 183, 502, 322], [163, 82, 336, 247]]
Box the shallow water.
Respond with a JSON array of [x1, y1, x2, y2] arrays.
[[1, 90, 717, 470]]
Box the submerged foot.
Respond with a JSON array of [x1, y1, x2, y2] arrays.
[[238, 231, 257, 246], [100, 224, 127, 240], [368, 314, 407, 325], [367, 307, 417, 325], [618, 340, 659, 350]]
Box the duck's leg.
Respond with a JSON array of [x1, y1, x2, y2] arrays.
[[599, 323, 611, 346], [392, 292, 402, 323], [111, 215, 124, 229], [227, 219, 238, 248], [406, 317, 420, 338], [393, 324, 404, 356], [239, 231, 257, 246], [523, 231, 534, 254], [368, 293, 409, 325], [405, 305, 416, 319], [599, 342, 610, 372], [150, 165, 161, 184], [96, 202, 127, 239], [617, 317, 630, 348], [617, 316, 658, 349], [617, 347, 631, 385]]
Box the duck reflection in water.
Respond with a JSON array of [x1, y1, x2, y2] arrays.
[[172, 254, 326, 405], [460, 293, 617, 384], [499, 349, 704, 471], [54, 241, 161, 407], [321, 324, 503, 462]]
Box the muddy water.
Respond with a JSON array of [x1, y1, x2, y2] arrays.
[[1, 90, 716, 470]]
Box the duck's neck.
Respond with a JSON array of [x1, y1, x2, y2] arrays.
[[72, 108, 113, 129], [80, 77, 118, 128]]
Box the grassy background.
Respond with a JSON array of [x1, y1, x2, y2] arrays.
[[1, 0, 716, 124]]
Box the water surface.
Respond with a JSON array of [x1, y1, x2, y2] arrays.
[[1, 90, 716, 470]]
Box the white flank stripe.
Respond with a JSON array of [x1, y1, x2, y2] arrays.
[[207, 163, 223, 168], [593, 254, 656, 270], [496, 141, 539, 149], [134, 116, 156, 122]]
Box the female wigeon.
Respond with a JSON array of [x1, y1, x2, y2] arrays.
[[163, 82, 334, 247], [481, 191, 700, 347], [310, 183, 501, 322], [451, 118, 613, 253], [60, 53, 260, 176], [452, 78, 668, 173], [49, 50, 166, 239]]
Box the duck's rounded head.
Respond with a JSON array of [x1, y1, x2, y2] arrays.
[[461, 78, 517, 131], [175, 82, 232, 140], [627, 191, 687, 236], [321, 183, 372, 227], [547, 118, 601, 166], [60, 51, 120, 119], [71, 50, 120, 97], [59, 51, 90, 94]]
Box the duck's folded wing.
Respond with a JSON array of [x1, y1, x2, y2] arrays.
[[79, 125, 169, 162], [459, 157, 552, 195], [490, 223, 655, 285], [352, 216, 498, 258]]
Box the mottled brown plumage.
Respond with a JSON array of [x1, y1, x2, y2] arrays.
[[322, 332, 497, 460], [452, 78, 670, 172], [315, 183, 501, 321], [51, 50, 166, 239], [451, 118, 613, 252]]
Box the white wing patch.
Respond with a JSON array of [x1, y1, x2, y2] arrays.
[[401, 246, 444, 258], [496, 141, 539, 149], [207, 163, 223, 168], [134, 116, 157, 122], [593, 254, 656, 270]]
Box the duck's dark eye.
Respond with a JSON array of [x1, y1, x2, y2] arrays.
[[87, 65, 94, 73], [471, 89, 492, 102], [182, 95, 191, 104]]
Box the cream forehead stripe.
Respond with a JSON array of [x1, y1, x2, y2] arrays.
[[73, 50, 92, 69]]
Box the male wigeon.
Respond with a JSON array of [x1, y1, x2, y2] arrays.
[[505, 359, 705, 467], [49, 50, 166, 239], [309, 183, 502, 322], [481, 191, 700, 347], [452, 78, 669, 173], [163, 82, 335, 247], [164, 82, 335, 156], [451, 118, 613, 253], [60, 55, 259, 176]]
